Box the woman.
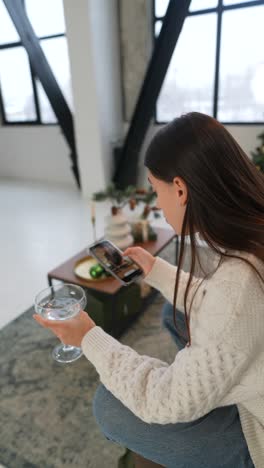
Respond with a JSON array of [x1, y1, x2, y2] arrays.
[[33, 112, 264, 468]]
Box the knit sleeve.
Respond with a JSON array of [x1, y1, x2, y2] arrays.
[[81, 262, 264, 424], [143, 256, 202, 311]]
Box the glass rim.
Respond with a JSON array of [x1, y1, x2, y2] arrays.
[[34, 282, 86, 310]]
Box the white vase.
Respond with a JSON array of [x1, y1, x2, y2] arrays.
[[104, 208, 134, 249]]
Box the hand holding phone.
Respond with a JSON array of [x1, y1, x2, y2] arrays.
[[122, 247, 156, 277], [88, 240, 144, 286]]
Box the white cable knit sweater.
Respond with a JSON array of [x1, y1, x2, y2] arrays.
[[81, 251, 264, 468]]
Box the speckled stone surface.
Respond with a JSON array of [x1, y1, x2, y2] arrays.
[[0, 243, 180, 468]]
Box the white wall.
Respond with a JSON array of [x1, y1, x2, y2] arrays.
[[0, 125, 76, 188], [225, 125, 260, 157]]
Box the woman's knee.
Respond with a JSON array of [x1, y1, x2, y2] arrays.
[[92, 383, 129, 441], [93, 384, 113, 430], [161, 302, 174, 326], [161, 302, 187, 349], [161, 302, 184, 328]]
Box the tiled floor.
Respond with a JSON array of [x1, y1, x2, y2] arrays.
[[1, 177, 171, 331]]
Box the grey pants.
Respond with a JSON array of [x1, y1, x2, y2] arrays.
[[92, 302, 255, 467]]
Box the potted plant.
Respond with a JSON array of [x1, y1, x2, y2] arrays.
[[251, 130, 264, 173]]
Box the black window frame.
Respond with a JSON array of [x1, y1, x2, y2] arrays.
[[0, 0, 66, 126], [153, 0, 264, 126]]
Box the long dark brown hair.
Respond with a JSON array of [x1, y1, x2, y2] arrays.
[[145, 112, 264, 347]]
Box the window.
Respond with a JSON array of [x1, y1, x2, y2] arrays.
[[0, 0, 73, 124], [154, 0, 264, 124]]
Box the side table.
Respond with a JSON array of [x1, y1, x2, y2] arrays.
[[47, 227, 178, 338]]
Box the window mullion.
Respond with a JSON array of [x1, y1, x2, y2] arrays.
[[21, 0, 39, 124], [0, 85, 7, 123], [38, 33, 65, 41], [213, 0, 223, 119], [29, 62, 41, 123]]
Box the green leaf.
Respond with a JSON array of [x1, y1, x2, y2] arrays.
[[92, 191, 107, 201]]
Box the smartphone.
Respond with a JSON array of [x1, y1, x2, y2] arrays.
[[88, 239, 143, 286]]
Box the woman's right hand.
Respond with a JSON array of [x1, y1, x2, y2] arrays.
[[122, 246, 156, 277]]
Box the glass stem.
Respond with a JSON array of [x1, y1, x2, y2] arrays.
[[60, 339, 73, 350]]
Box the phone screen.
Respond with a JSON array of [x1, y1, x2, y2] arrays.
[[90, 240, 142, 283]]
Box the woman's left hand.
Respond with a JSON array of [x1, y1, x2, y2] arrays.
[[33, 310, 96, 347]]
